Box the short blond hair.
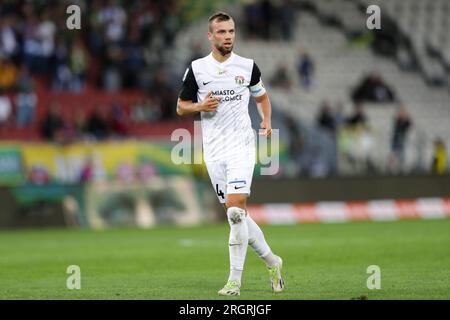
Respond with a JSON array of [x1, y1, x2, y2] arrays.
[[208, 12, 233, 32]]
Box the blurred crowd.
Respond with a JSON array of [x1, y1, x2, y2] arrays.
[[39, 102, 131, 143], [270, 50, 315, 91], [243, 0, 299, 41], [0, 0, 183, 135], [265, 48, 446, 176], [285, 99, 446, 177], [39, 95, 170, 144], [0, 0, 181, 90]]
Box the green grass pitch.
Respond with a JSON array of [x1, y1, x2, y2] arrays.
[[1, 219, 449, 299]]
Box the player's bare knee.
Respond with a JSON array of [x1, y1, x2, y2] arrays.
[[226, 198, 246, 211], [226, 202, 245, 211]]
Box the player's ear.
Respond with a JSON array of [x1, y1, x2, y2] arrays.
[[207, 31, 213, 41]]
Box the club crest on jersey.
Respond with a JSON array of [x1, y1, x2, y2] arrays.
[[235, 75, 245, 85]]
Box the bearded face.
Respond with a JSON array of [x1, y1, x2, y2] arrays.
[[208, 19, 235, 57]]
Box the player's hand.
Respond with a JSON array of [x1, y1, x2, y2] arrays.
[[259, 119, 272, 137], [199, 91, 220, 112]]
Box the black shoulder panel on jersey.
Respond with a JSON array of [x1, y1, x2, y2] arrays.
[[249, 62, 262, 87], [179, 64, 198, 102]]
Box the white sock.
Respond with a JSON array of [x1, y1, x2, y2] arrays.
[[226, 207, 249, 285], [246, 212, 279, 268]]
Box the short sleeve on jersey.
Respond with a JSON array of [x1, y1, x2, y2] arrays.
[[249, 62, 262, 87], [179, 64, 198, 102]]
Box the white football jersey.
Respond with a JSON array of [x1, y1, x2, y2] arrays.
[[179, 52, 264, 162]]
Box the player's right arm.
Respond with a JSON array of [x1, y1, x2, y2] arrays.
[[177, 64, 219, 116], [177, 92, 219, 116]]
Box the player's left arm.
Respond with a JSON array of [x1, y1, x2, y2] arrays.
[[249, 62, 272, 137], [254, 93, 272, 137]]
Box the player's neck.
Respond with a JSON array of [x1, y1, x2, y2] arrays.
[[211, 50, 232, 63]]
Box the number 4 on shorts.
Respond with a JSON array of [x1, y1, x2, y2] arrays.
[[216, 184, 225, 200]]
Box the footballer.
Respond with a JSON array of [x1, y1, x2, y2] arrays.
[[176, 12, 284, 296]]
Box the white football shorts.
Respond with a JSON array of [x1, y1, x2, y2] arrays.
[[205, 153, 256, 204]]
